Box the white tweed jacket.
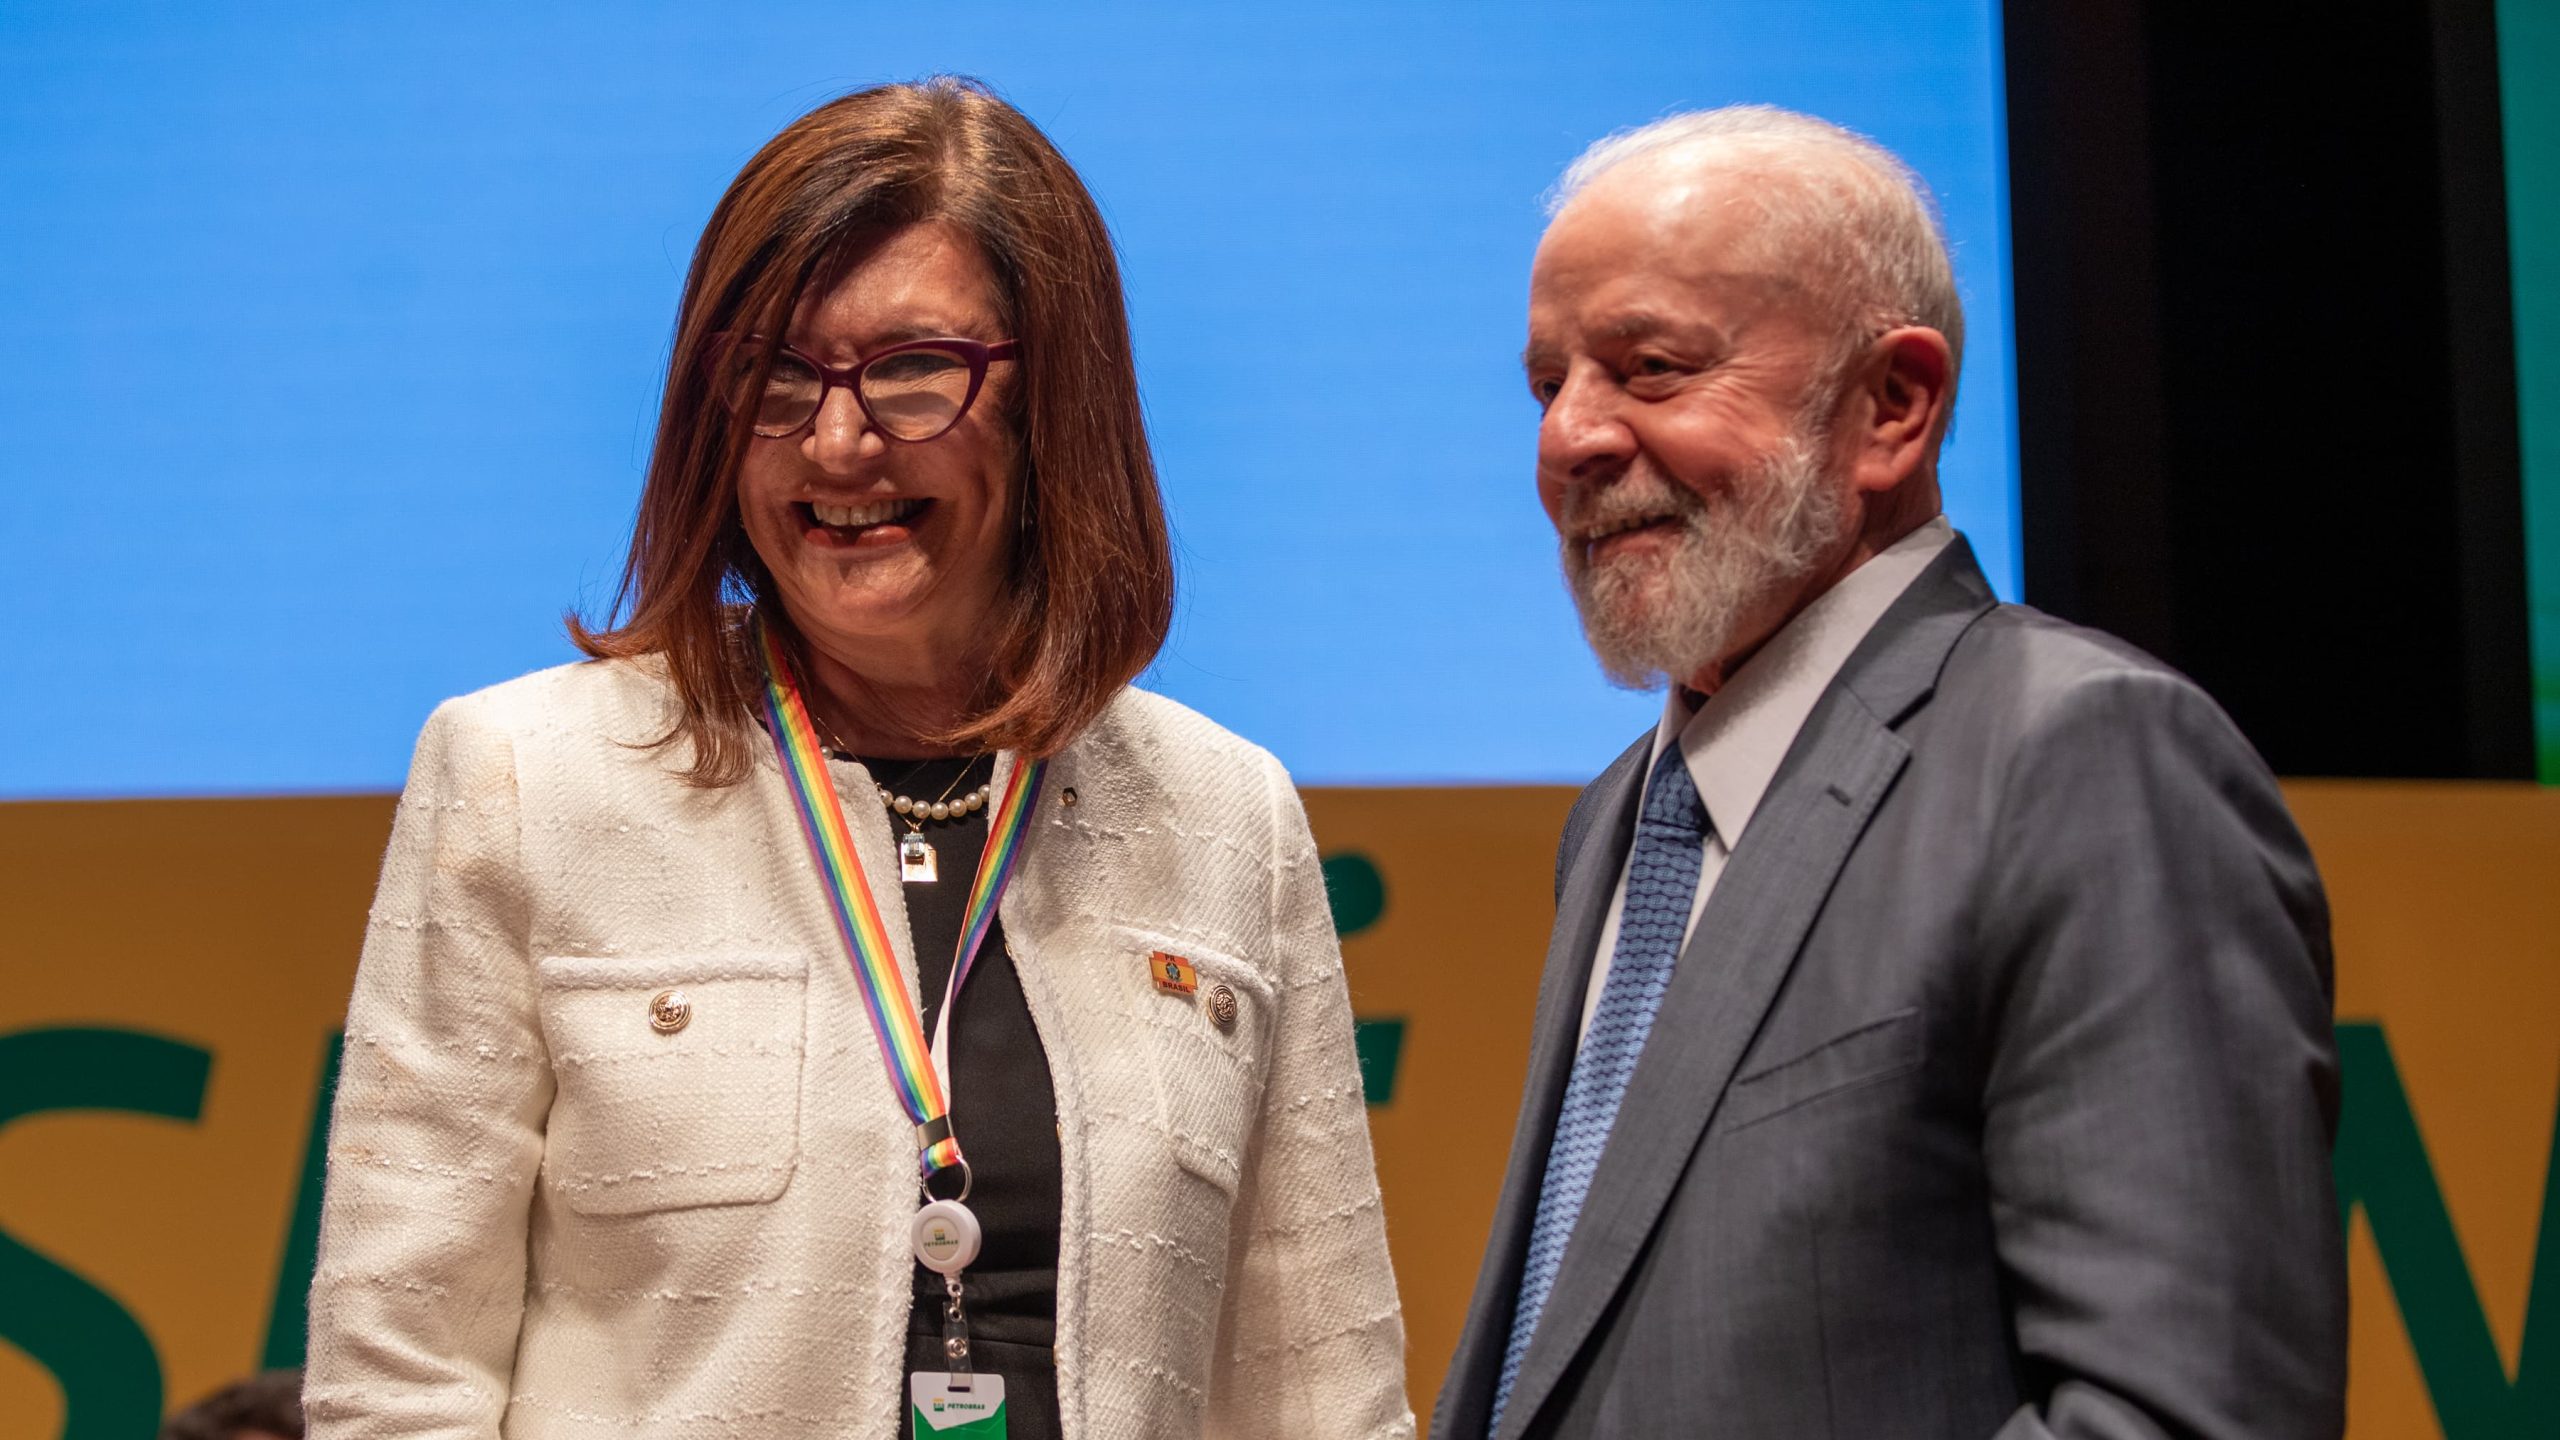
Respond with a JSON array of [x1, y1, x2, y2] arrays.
[[305, 657, 1414, 1440]]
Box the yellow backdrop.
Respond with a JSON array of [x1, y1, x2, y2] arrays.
[[0, 781, 2550, 1436]]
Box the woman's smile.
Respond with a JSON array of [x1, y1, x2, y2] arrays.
[[798, 496, 934, 550]]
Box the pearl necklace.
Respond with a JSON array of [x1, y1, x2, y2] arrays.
[[815, 718, 989, 824], [817, 729, 992, 884], [876, 777, 992, 824]]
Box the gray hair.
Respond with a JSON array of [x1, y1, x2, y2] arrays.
[[1551, 105, 1965, 396]]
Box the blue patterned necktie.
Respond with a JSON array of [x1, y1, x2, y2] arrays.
[[1491, 747, 1708, 1434]]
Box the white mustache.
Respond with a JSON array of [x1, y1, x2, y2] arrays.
[[1559, 475, 1702, 543]]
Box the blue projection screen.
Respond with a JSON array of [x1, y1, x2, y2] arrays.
[[0, 2, 2014, 796]]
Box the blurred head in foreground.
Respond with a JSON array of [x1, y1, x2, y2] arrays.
[[162, 1369, 302, 1440]]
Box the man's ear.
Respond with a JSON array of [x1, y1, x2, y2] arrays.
[[1843, 326, 1955, 495]]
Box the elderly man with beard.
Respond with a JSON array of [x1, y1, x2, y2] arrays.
[[1433, 108, 2347, 1440]]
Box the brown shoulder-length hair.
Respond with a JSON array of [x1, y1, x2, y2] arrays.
[[572, 76, 1174, 785]]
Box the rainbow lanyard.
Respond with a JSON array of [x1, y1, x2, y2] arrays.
[[756, 621, 1046, 1180]]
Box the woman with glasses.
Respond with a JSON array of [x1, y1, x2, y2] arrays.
[[304, 78, 1412, 1440]]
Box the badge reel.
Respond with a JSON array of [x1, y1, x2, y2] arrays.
[[912, 1189, 982, 1278], [913, 1163, 984, 1365]]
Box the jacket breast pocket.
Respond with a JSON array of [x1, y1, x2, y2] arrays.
[[1720, 1007, 1923, 1134], [535, 952, 808, 1216], [1118, 928, 1276, 1196]]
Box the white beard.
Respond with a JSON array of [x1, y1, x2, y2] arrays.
[[1560, 427, 1851, 690]]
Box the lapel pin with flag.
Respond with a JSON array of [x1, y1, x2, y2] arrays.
[[1149, 951, 1197, 994]]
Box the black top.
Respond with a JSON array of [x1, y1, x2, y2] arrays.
[[855, 752, 1065, 1439]]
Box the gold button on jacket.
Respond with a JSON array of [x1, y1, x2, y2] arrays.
[[647, 989, 691, 1034]]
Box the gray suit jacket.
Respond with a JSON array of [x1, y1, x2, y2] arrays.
[[1434, 539, 2346, 1440]]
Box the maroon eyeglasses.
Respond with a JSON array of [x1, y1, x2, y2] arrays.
[[706, 333, 1021, 443]]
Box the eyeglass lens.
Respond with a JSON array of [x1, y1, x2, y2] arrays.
[[734, 346, 978, 441]]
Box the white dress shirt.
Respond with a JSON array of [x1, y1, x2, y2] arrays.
[[1577, 517, 1957, 1038]]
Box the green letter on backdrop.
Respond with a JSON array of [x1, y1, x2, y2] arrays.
[[261, 1034, 341, 1370], [2335, 1021, 2556, 1436], [0, 1026, 211, 1440]]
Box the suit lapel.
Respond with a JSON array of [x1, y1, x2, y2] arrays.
[[1493, 540, 1998, 1439], [1434, 735, 1649, 1440]]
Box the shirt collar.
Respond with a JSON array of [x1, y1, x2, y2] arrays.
[[1647, 516, 1956, 843]]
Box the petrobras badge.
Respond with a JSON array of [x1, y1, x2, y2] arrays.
[[910, 1372, 1007, 1436]]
